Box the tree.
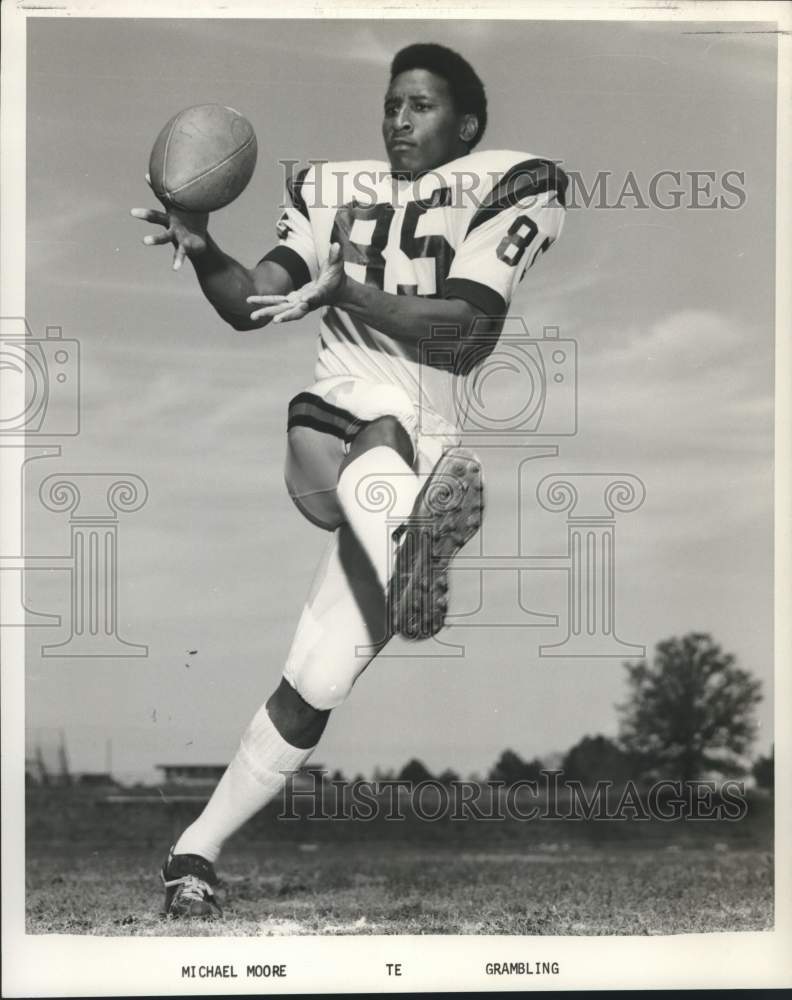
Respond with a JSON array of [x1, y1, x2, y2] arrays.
[[437, 767, 460, 786], [488, 749, 544, 785], [398, 758, 434, 784], [562, 734, 633, 785], [752, 746, 774, 790], [618, 633, 762, 783]]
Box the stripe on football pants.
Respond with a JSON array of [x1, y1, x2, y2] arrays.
[[287, 391, 368, 443]]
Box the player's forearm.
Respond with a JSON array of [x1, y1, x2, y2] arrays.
[[335, 279, 480, 345], [190, 235, 276, 331]]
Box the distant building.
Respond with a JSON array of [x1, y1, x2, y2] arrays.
[[157, 762, 325, 788], [157, 764, 226, 786], [76, 772, 118, 788]]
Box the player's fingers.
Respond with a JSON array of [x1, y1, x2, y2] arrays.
[[172, 243, 187, 272], [249, 302, 291, 321], [292, 289, 321, 313], [246, 295, 289, 305], [273, 302, 309, 324], [143, 231, 173, 247], [130, 207, 169, 226]]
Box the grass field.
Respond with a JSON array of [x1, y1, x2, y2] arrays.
[[27, 842, 773, 937], [26, 789, 774, 937]]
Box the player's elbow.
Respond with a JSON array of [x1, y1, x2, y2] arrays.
[[227, 316, 255, 331], [444, 297, 497, 334]]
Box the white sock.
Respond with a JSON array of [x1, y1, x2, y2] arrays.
[[336, 446, 421, 590], [173, 705, 315, 862]]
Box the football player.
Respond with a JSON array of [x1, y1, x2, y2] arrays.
[[132, 43, 567, 918]]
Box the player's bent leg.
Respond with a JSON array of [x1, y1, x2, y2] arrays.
[[283, 523, 391, 708], [287, 377, 425, 596], [389, 447, 484, 640], [285, 376, 420, 534], [285, 375, 479, 639], [336, 417, 423, 596], [340, 414, 414, 472]]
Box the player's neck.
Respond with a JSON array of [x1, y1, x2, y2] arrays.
[[389, 145, 472, 181]]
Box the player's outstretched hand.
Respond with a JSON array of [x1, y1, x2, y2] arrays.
[[247, 243, 346, 324], [130, 174, 209, 271]]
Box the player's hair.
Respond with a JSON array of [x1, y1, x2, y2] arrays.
[[390, 43, 488, 149]]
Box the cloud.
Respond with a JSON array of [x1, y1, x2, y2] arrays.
[[567, 309, 773, 551], [586, 308, 772, 429]]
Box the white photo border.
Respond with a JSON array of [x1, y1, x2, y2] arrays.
[[1, 0, 790, 994]]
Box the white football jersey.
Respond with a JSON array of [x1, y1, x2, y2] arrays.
[[262, 150, 567, 429]]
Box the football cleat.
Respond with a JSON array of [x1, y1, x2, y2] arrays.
[[389, 447, 484, 640], [160, 848, 222, 919]]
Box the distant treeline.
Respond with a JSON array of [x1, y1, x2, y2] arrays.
[[326, 737, 775, 791]]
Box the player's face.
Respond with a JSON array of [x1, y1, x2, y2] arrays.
[[383, 69, 470, 178]]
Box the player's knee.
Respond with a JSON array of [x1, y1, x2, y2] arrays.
[[375, 382, 417, 424], [352, 414, 414, 465], [348, 382, 417, 461], [359, 383, 417, 443], [290, 675, 353, 712], [366, 413, 404, 440], [284, 662, 355, 712]]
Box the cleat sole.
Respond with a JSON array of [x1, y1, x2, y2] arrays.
[[389, 447, 484, 639]]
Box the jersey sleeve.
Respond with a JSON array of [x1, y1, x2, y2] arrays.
[[258, 166, 319, 290], [444, 159, 568, 315]]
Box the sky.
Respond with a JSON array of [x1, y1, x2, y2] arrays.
[[21, 17, 776, 782]]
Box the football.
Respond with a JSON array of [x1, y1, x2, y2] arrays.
[[148, 104, 257, 213]]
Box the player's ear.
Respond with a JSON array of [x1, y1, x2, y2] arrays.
[[459, 115, 479, 145]]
